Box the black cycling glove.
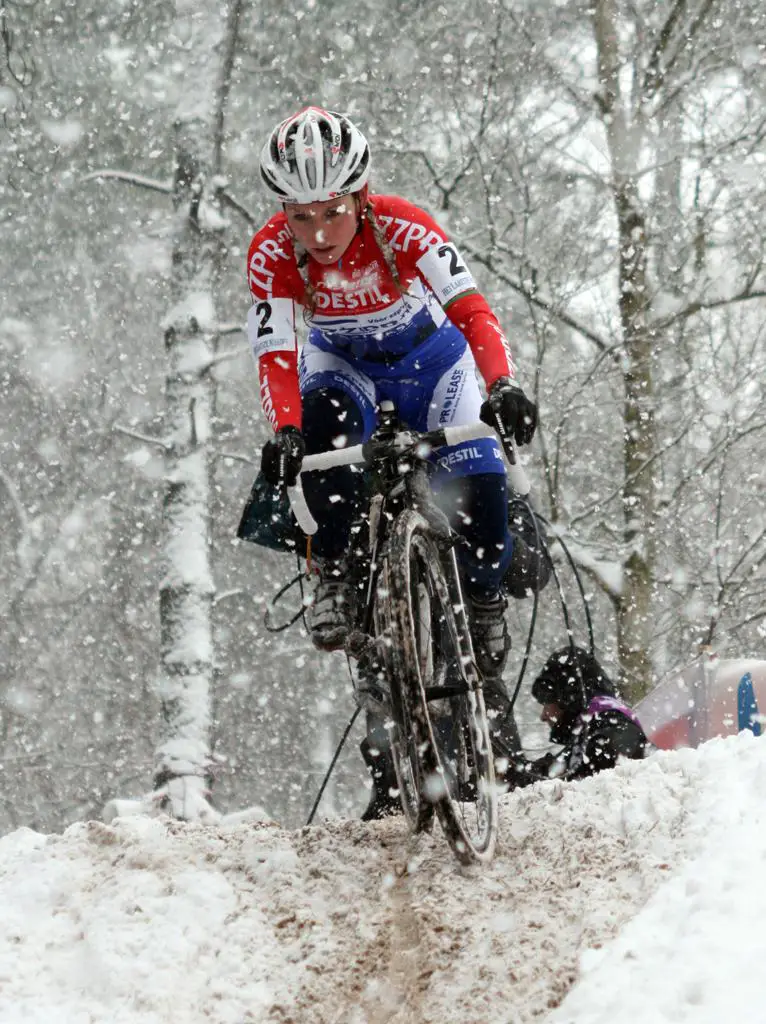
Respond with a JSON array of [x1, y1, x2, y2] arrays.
[[260, 426, 306, 487], [480, 377, 538, 447]]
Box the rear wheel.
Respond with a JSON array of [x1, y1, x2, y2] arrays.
[[387, 510, 498, 864]]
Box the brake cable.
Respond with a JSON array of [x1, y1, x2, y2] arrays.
[[504, 504, 595, 713], [258, 555, 360, 824], [263, 551, 315, 634]]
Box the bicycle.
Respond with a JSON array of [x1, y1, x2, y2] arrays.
[[288, 401, 529, 865]]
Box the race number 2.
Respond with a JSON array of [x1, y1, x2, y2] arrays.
[[417, 241, 477, 306], [437, 244, 468, 278], [247, 297, 296, 358], [255, 301, 274, 337]]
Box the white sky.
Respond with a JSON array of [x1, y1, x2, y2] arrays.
[[1, 731, 764, 1023]]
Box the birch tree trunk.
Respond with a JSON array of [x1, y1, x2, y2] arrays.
[[153, 0, 245, 820], [594, 0, 655, 701], [153, 129, 220, 819]]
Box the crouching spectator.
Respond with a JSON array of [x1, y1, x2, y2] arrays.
[[510, 646, 648, 787]]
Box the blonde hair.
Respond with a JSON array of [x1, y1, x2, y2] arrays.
[[294, 198, 407, 319]]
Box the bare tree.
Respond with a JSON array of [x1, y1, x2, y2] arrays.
[[91, 0, 247, 821], [404, 0, 766, 699]]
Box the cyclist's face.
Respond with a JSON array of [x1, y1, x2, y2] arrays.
[[285, 196, 359, 265]]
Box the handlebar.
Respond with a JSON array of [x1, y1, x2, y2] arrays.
[[287, 421, 531, 536]]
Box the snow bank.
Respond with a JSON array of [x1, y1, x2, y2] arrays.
[[0, 733, 763, 1023]]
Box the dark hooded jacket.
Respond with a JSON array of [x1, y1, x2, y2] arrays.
[[523, 646, 647, 783]]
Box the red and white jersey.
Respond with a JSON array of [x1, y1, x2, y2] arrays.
[[246, 194, 516, 430]]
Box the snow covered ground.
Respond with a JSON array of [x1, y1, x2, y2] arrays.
[[1, 732, 765, 1024]]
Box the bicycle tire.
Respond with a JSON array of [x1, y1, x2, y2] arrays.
[[387, 509, 498, 864], [372, 557, 435, 832]]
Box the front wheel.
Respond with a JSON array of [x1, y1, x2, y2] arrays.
[[372, 557, 434, 833], [387, 509, 498, 865]]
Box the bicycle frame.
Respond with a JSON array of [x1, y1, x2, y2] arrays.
[[290, 401, 518, 862], [292, 403, 481, 658]]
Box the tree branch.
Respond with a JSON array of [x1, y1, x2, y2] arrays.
[[214, 450, 254, 465], [81, 169, 173, 193], [660, 419, 766, 508], [651, 286, 766, 332], [114, 425, 171, 451], [0, 466, 28, 539], [81, 168, 173, 192], [643, 0, 717, 106], [641, 0, 687, 100], [219, 188, 257, 227], [462, 242, 612, 353], [82, 165, 257, 236], [568, 422, 692, 529]]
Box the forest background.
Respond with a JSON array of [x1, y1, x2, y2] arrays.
[[2, 0, 765, 834]]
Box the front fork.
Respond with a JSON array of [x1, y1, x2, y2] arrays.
[[404, 467, 482, 694], [442, 544, 482, 693]]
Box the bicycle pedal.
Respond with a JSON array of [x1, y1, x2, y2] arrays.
[[345, 630, 376, 659]]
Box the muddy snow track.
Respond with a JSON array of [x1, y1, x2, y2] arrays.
[[0, 752, 702, 1023]]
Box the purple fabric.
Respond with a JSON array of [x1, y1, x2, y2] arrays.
[[586, 694, 643, 730]]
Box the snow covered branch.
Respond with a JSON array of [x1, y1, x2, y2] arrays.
[[462, 242, 611, 354], [652, 286, 766, 332], [81, 169, 173, 194], [113, 425, 171, 451]]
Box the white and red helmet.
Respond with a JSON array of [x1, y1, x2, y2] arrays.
[[259, 106, 371, 204]]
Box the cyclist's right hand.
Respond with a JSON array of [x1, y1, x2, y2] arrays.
[[261, 426, 305, 487]]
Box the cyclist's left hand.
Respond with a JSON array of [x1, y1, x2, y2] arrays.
[[260, 426, 306, 487], [480, 377, 538, 446]]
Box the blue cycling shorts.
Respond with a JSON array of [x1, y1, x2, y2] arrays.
[[298, 321, 505, 482]]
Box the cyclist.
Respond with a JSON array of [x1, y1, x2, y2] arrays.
[[246, 106, 548, 815], [511, 647, 648, 786]]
